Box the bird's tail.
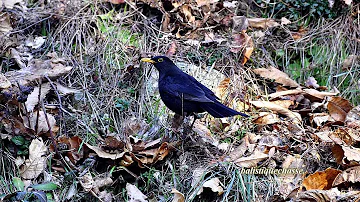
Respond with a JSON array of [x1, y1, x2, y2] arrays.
[[201, 101, 249, 118]]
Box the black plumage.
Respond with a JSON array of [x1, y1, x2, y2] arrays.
[[141, 56, 249, 118]]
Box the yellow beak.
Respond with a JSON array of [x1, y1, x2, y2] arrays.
[[141, 58, 155, 64]]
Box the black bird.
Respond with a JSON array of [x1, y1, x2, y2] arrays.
[[141, 56, 249, 120]]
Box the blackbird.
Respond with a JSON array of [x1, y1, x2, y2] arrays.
[[141, 56, 249, 119]]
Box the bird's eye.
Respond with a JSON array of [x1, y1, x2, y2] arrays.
[[158, 58, 164, 62]]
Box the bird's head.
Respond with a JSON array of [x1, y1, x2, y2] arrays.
[[141, 56, 178, 73]]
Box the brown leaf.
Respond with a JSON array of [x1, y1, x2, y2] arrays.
[[23, 111, 57, 134], [253, 112, 280, 125], [302, 168, 341, 190], [0, 73, 11, 88], [232, 149, 268, 168], [5, 57, 73, 86], [247, 18, 280, 29], [253, 66, 299, 88], [333, 166, 360, 187], [215, 78, 230, 101], [268, 89, 303, 100], [180, 4, 195, 23], [303, 88, 338, 100], [230, 31, 254, 64], [20, 138, 47, 179], [345, 105, 360, 128], [250, 100, 302, 124], [171, 188, 185, 202], [328, 97, 352, 123], [0, 12, 13, 33], [86, 143, 126, 160], [56, 136, 83, 164]]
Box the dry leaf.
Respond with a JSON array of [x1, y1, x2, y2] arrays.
[[303, 89, 338, 100], [248, 18, 280, 29], [280, 17, 291, 25], [253, 66, 299, 87], [253, 112, 280, 125], [171, 188, 185, 202], [303, 168, 341, 190], [215, 78, 230, 101], [86, 143, 126, 160], [79, 172, 94, 192], [23, 111, 57, 134], [295, 188, 341, 201], [342, 145, 360, 162], [197, 177, 224, 195], [20, 138, 47, 179], [328, 96, 353, 123], [233, 149, 268, 168], [250, 100, 302, 124], [230, 31, 254, 65], [54, 82, 80, 95], [0, 12, 13, 33], [268, 89, 303, 99], [333, 166, 360, 186], [180, 5, 195, 23], [126, 183, 147, 202], [25, 83, 51, 112], [0, 73, 11, 89], [345, 105, 360, 128], [5, 57, 73, 86]]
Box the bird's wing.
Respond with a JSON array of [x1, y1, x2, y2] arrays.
[[187, 74, 220, 100], [160, 76, 214, 103]]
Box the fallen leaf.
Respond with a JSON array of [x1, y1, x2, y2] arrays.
[[5, 57, 73, 86], [0, 12, 13, 33], [253, 112, 280, 125], [197, 177, 224, 195], [328, 96, 353, 123], [333, 166, 360, 186], [294, 188, 341, 201], [280, 17, 291, 25], [180, 4, 195, 23], [171, 188, 185, 202], [248, 18, 280, 29], [303, 168, 341, 190], [267, 89, 303, 99], [250, 100, 302, 123], [86, 143, 126, 160], [126, 183, 147, 202], [345, 105, 360, 128], [79, 172, 94, 192], [341, 55, 358, 70], [54, 82, 80, 95], [0, 73, 11, 89], [25, 83, 51, 112], [215, 78, 230, 101], [230, 31, 254, 65], [20, 138, 47, 179], [25, 36, 46, 49], [232, 149, 268, 168], [253, 66, 299, 88], [23, 111, 57, 134]]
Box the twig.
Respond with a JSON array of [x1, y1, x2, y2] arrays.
[[45, 75, 67, 136]]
